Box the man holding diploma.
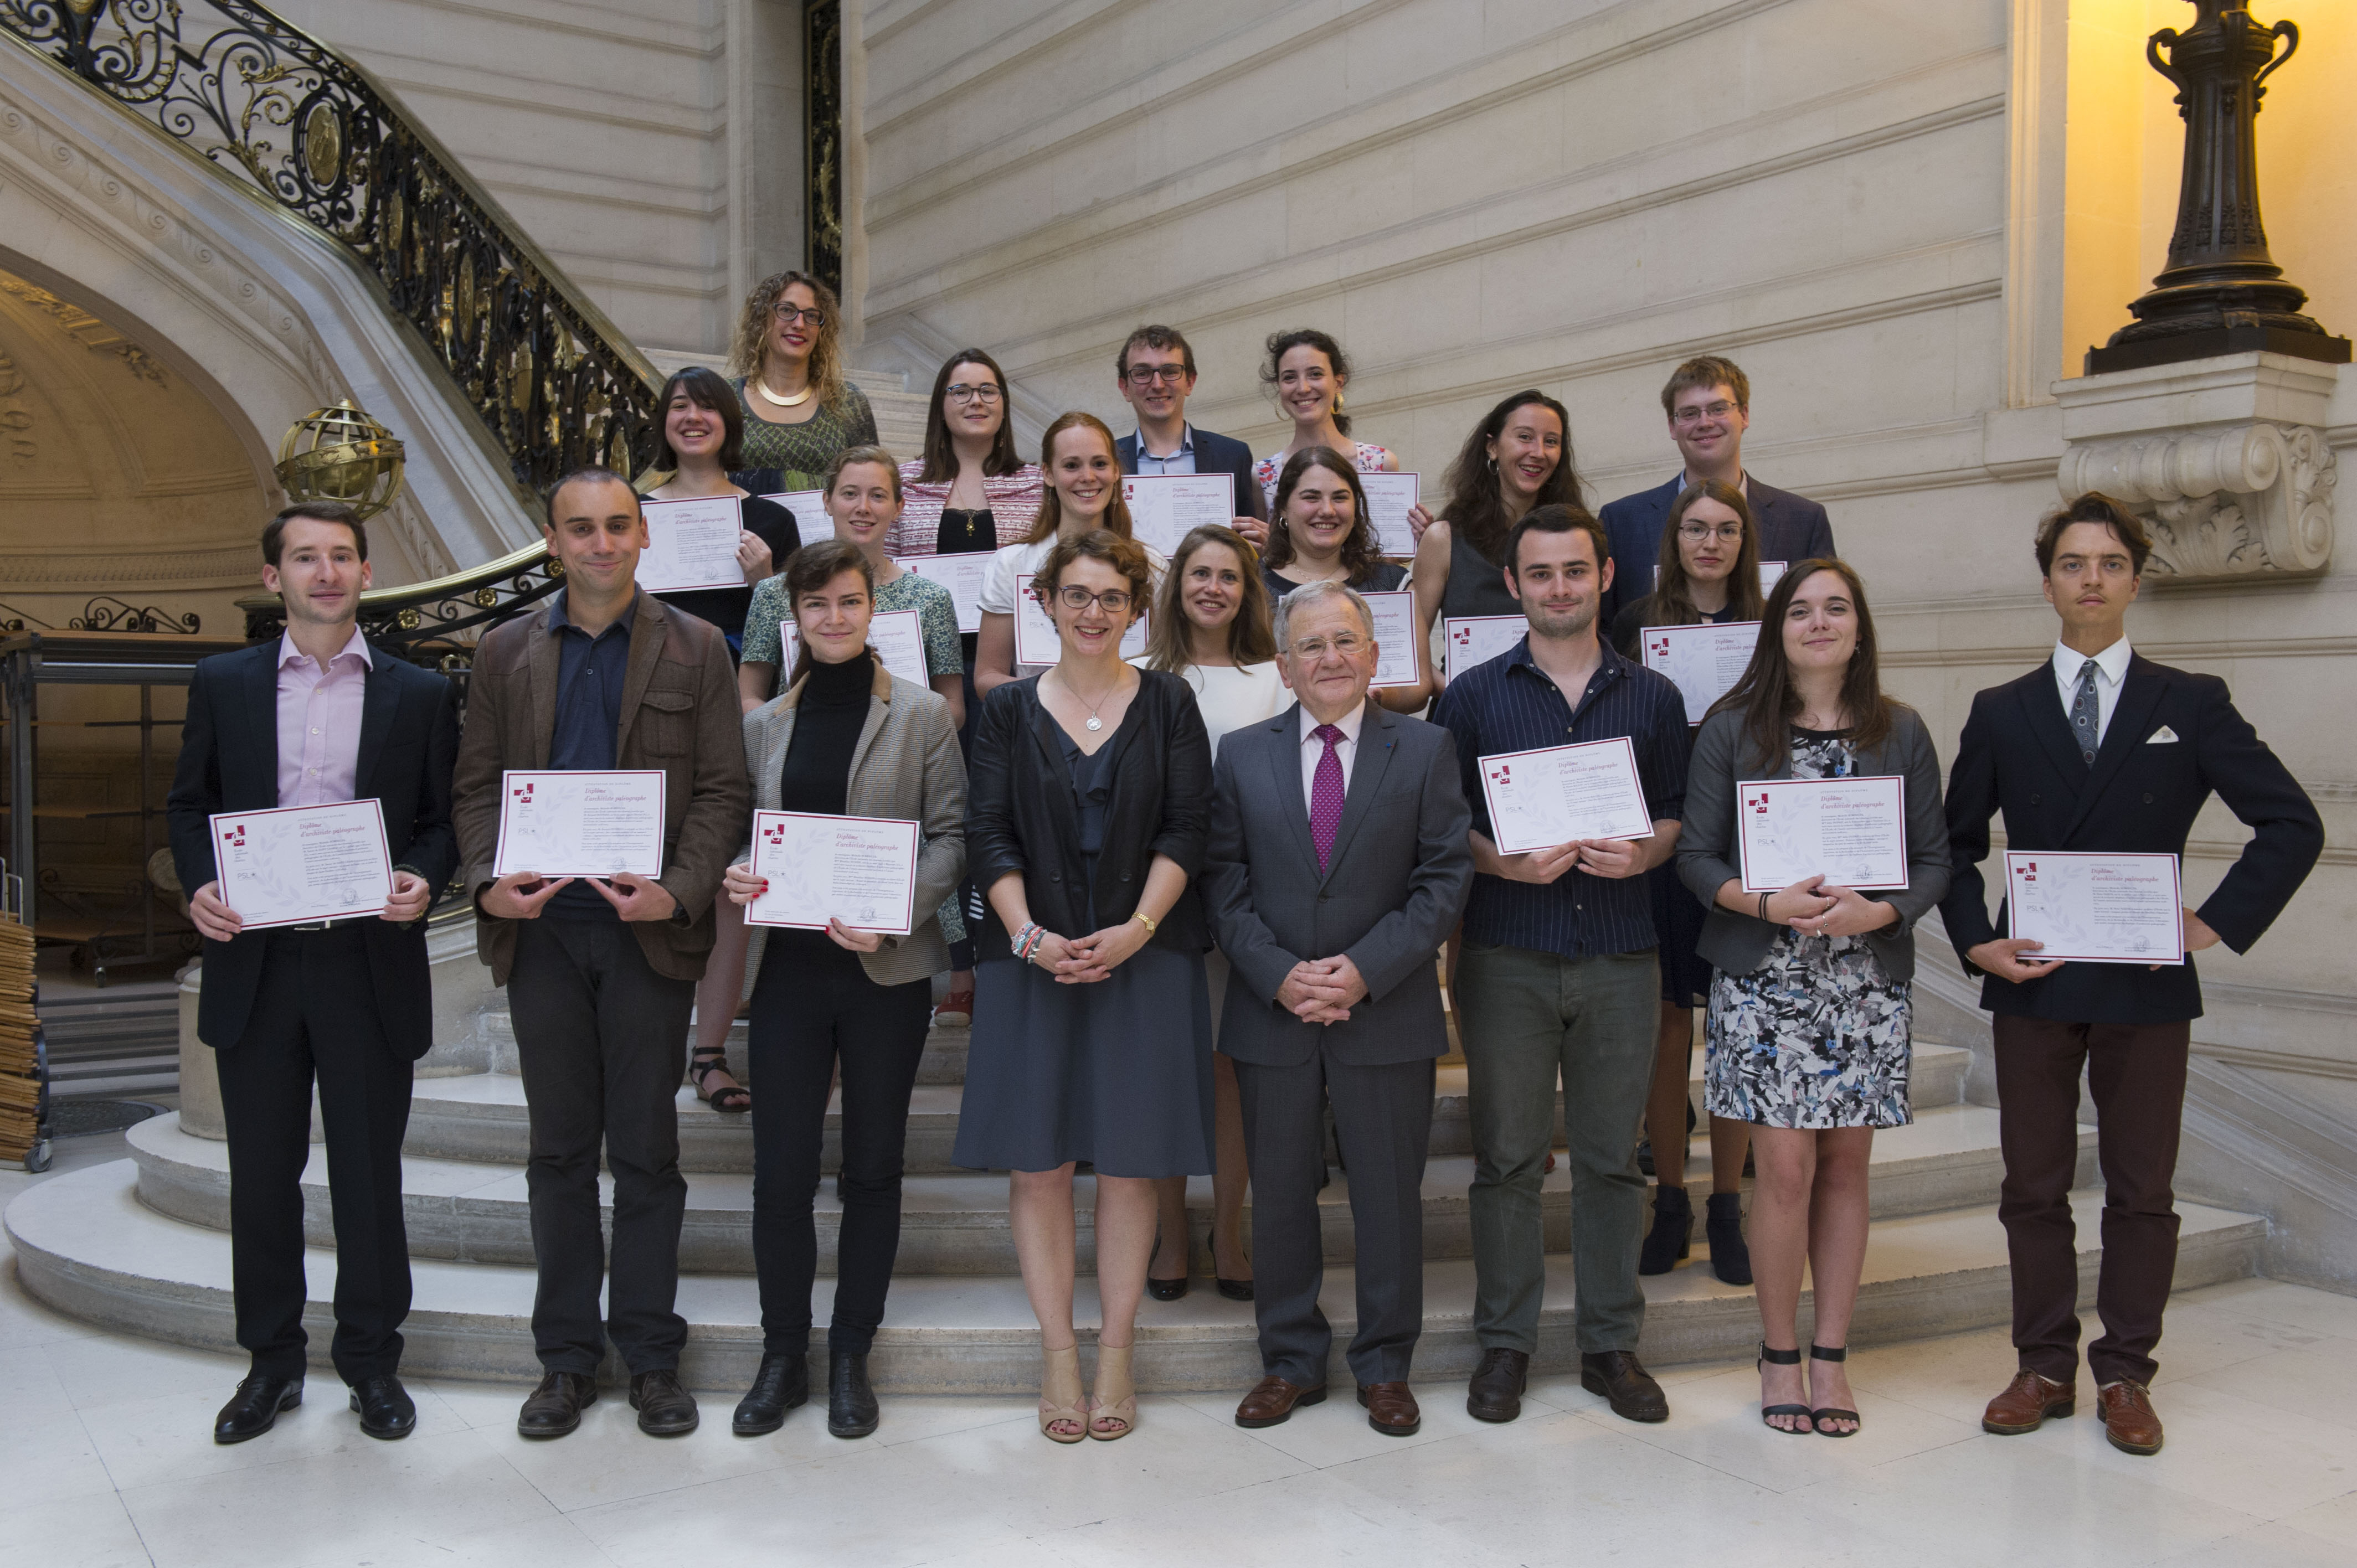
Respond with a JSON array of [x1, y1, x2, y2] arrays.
[[166, 502, 459, 1446], [453, 467, 749, 1441], [1433, 505, 1690, 1428], [1942, 493, 2322, 1456], [1112, 324, 1268, 543]]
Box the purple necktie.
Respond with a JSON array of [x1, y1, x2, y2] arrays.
[[1310, 723, 1345, 872]]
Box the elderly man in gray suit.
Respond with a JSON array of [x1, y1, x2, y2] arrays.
[[1202, 579, 1474, 1437]]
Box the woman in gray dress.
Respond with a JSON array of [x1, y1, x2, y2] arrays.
[[1677, 560, 1950, 1439], [955, 529, 1216, 1444]]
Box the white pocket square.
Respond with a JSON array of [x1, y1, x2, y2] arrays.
[[2146, 725, 2180, 744]]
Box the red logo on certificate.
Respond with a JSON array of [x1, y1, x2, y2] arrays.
[[221, 826, 246, 846], [512, 782, 533, 801]]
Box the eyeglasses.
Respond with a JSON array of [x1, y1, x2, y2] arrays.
[[1288, 632, 1366, 660], [945, 383, 1003, 404], [1676, 522, 1744, 542], [1125, 364, 1191, 385], [1054, 586, 1132, 613], [775, 306, 827, 327], [1670, 399, 1739, 427]]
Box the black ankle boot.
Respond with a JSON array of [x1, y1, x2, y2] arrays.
[[1706, 1191, 1753, 1286], [1638, 1184, 1692, 1275], [827, 1350, 879, 1439], [732, 1352, 808, 1436]]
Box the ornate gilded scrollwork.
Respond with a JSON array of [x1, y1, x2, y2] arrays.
[[806, 0, 843, 298], [2, 0, 663, 494], [236, 539, 564, 684]]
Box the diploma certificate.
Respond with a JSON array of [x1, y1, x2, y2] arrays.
[[899, 553, 991, 634], [1357, 472, 1420, 558], [1737, 775, 1908, 893], [1443, 615, 1527, 682], [1640, 621, 1761, 726], [1477, 738, 1654, 855], [1120, 472, 1234, 556], [1361, 590, 1420, 689], [637, 496, 747, 594], [2004, 851, 2184, 965], [760, 491, 827, 531], [493, 770, 667, 878], [208, 800, 393, 930], [783, 607, 930, 689], [744, 811, 921, 935], [1015, 587, 1147, 666]]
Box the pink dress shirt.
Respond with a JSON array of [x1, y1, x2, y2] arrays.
[[276, 627, 372, 807]]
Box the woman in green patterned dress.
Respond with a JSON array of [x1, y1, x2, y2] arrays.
[[728, 270, 878, 494]]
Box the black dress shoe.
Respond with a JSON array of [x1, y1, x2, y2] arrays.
[[1705, 1192, 1753, 1286], [630, 1369, 700, 1436], [516, 1370, 598, 1439], [348, 1374, 416, 1440], [1465, 1347, 1529, 1423], [732, 1352, 809, 1436], [1638, 1184, 1692, 1275], [1146, 1272, 1190, 1302], [1581, 1350, 1670, 1423], [826, 1350, 879, 1439], [213, 1374, 302, 1445]]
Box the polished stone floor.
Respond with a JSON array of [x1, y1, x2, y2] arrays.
[[4, 1133, 2353, 1568]]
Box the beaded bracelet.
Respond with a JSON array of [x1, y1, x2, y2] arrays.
[[1010, 921, 1039, 960]]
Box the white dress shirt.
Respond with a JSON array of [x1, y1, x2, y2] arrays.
[[1298, 700, 1366, 812], [2051, 636, 2133, 748]]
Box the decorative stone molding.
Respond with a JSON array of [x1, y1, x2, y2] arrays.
[[2057, 420, 2335, 577], [2053, 350, 2341, 581]]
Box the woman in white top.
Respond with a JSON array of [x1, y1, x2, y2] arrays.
[[975, 412, 1165, 699], [1134, 524, 1286, 1302]]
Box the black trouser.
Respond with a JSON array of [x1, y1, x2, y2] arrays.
[[507, 917, 696, 1375], [213, 926, 414, 1384], [748, 936, 933, 1356]]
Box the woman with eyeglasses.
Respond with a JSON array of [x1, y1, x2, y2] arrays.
[[973, 412, 1166, 700], [1410, 390, 1583, 686], [727, 271, 877, 494], [1609, 481, 1767, 1287], [1133, 525, 1284, 1303], [1259, 447, 1426, 711], [888, 348, 1044, 560], [958, 529, 1216, 1443], [721, 540, 968, 1442]]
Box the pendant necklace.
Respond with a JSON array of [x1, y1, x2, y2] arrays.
[[754, 375, 813, 409], [1064, 670, 1118, 731]]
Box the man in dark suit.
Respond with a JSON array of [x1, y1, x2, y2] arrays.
[[166, 501, 459, 1445], [1597, 354, 1835, 622], [452, 467, 748, 1441], [1202, 579, 1473, 1437], [1942, 492, 2322, 1457], [1113, 323, 1269, 545]]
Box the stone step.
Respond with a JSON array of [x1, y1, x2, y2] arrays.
[[131, 1099, 2082, 1276], [406, 1040, 1974, 1174], [6, 1157, 2262, 1394]]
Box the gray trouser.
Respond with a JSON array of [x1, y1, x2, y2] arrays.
[[1456, 941, 1659, 1355]]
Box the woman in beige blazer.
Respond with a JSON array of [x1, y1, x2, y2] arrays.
[[719, 540, 967, 1443]]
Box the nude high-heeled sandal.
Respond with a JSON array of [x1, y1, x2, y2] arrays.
[[1089, 1343, 1136, 1441], [1037, 1344, 1087, 1443]]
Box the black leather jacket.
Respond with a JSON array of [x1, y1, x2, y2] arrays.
[[965, 670, 1212, 955]]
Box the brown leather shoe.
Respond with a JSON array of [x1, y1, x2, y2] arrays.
[[1357, 1381, 1421, 1437], [1465, 1347, 1529, 1423], [2097, 1379, 2163, 1455], [1580, 1350, 1669, 1423], [1981, 1368, 2076, 1435], [1233, 1375, 1326, 1428]]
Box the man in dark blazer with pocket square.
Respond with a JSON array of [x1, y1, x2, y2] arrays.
[[167, 501, 459, 1446], [1202, 579, 1473, 1437], [1942, 492, 2322, 1458]]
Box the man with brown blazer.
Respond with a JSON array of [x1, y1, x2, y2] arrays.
[[453, 467, 749, 1440]]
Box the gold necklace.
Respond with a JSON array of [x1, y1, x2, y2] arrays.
[[753, 374, 813, 409]]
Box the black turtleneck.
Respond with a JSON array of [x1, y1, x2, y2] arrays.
[[779, 652, 872, 818]]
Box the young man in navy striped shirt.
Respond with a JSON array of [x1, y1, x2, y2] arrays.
[[1433, 504, 1691, 1427]]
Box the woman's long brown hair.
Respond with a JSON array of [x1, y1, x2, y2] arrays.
[[1440, 390, 1582, 563], [1025, 412, 1135, 545], [1706, 558, 1896, 773], [916, 348, 1025, 483], [1263, 446, 1386, 584], [1143, 525, 1278, 672], [1645, 480, 1763, 629], [727, 270, 851, 416]]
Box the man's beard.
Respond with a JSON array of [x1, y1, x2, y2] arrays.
[[1524, 596, 1597, 641]]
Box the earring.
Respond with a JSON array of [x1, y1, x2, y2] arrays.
[[1334, 390, 1344, 413]]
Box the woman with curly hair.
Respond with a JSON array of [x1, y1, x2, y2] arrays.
[[727, 270, 878, 493]]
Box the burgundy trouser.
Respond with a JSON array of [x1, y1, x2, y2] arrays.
[[1993, 1014, 2191, 1388]]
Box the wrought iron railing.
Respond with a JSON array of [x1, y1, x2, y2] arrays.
[[236, 539, 565, 678], [1, 0, 664, 495]]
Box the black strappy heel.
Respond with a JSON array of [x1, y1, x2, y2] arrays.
[[1809, 1344, 1860, 1437], [1758, 1344, 1812, 1435]]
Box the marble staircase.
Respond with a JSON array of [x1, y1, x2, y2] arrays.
[[2, 1023, 2267, 1394]]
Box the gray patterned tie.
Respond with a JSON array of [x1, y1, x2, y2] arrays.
[[2070, 658, 2100, 765]]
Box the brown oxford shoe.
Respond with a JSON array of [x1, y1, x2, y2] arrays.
[[1234, 1375, 1327, 1428], [1357, 1381, 1422, 1437], [2097, 1379, 2164, 1456], [1982, 1368, 2075, 1435]]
